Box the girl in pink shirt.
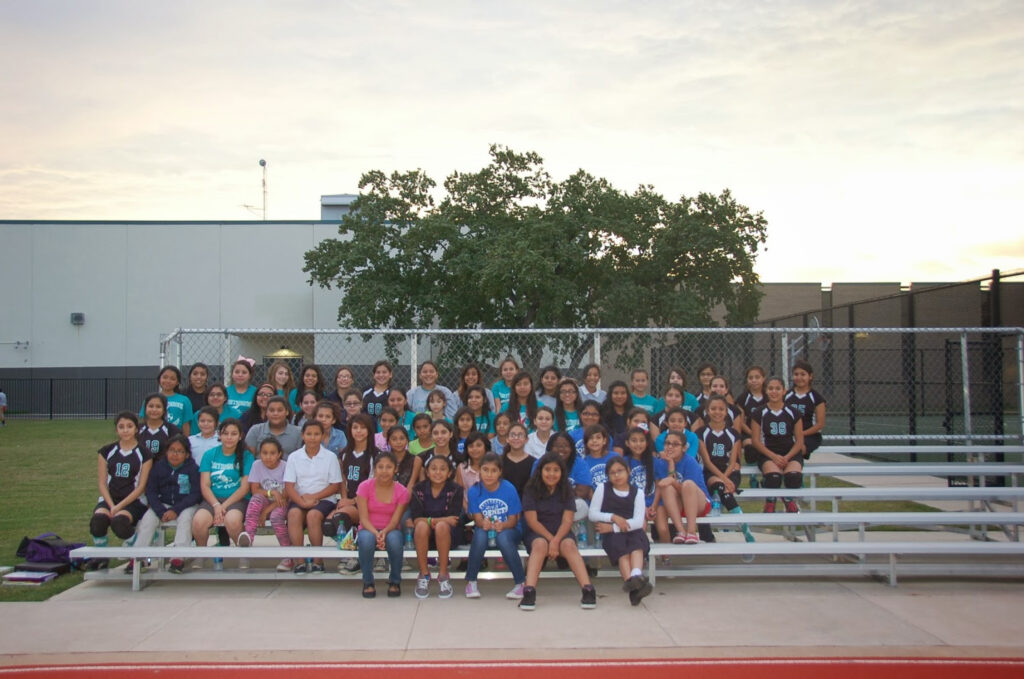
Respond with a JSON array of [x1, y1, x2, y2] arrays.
[[355, 451, 409, 598]]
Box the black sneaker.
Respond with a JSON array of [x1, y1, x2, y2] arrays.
[[629, 577, 653, 606], [519, 586, 537, 611], [581, 585, 597, 609], [293, 561, 309, 575]]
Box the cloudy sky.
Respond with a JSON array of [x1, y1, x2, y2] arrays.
[[1, 1, 1021, 283]]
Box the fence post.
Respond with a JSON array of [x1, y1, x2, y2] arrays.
[[410, 332, 419, 389], [48, 378, 54, 420], [104, 378, 109, 419], [960, 332, 973, 446], [1017, 332, 1024, 446], [593, 331, 601, 373], [781, 333, 790, 385]]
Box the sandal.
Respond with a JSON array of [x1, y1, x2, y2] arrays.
[[671, 534, 687, 544], [387, 582, 401, 598], [683, 533, 700, 545], [362, 584, 376, 599]]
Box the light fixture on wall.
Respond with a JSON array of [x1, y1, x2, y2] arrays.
[[70, 313, 85, 326]]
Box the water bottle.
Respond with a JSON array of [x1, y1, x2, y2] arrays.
[[404, 526, 414, 550], [336, 521, 346, 550], [487, 517, 497, 548], [711, 491, 722, 517], [575, 520, 589, 548]]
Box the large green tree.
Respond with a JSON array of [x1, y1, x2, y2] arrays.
[[304, 145, 767, 370]]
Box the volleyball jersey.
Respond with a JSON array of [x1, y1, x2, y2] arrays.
[[784, 389, 826, 432], [752, 405, 800, 455], [736, 391, 766, 420], [339, 450, 372, 499], [695, 402, 742, 429], [137, 422, 181, 459], [698, 426, 739, 472], [97, 443, 153, 503]]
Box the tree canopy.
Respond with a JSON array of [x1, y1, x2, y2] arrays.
[[304, 145, 768, 369]]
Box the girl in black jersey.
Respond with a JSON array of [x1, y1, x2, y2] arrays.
[[697, 396, 755, 543], [786, 360, 827, 459], [693, 363, 717, 409], [138, 393, 180, 461], [749, 378, 805, 514], [690, 376, 744, 433], [89, 412, 153, 563], [736, 365, 767, 466]]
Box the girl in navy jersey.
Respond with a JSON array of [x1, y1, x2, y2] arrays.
[[554, 378, 583, 433], [691, 376, 744, 433], [694, 363, 717, 409], [89, 412, 154, 562], [589, 455, 652, 605], [138, 393, 181, 461], [786, 360, 827, 459], [750, 377, 805, 513], [519, 451, 597, 611], [697, 396, 755, 543], [491, 357, 520, 413], [464, 386, 495, 437], [536, 366, 562, 410], [362, 360, 393, 427], [411, 454, 464, 599], [226, 359, 257, 415], [505, 371, 540, 432], [599, 381, 634, 438], [736, 365, 767, 465], [326, 413, 378, 566]]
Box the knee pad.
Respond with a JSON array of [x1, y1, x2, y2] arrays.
[[784, 471, 803, 489], [721, 492, 738, 511], [110, 514, 134, 539], [89, 513, 111, 538], [763, 472, 783, 489]]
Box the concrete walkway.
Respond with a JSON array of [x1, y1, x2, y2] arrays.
[[2, 573, 1023, 666]]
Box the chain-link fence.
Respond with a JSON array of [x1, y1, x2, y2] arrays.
[[157, 327, 1024, 444]]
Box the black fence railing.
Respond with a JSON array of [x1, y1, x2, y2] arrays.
[[0, 378, 154, 419]]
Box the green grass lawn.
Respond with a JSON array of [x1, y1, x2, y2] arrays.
[[0, 419, 112, 601]]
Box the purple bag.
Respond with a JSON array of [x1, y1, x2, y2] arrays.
[[16, 533, 84, 564]]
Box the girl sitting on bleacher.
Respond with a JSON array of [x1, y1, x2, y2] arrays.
[[749, 377, 805, 514], [589, 455, 652, 605]]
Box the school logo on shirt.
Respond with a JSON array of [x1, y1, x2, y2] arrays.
[[478, 498, 510, 522], [589, 463, 607, 485], [177, 474, 191, 495]]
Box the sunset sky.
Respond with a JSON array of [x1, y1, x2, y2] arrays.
[[1, 1, 1021, 282]]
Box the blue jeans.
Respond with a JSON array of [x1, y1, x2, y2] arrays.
[[357, 528, 403, 586], [465, 524, 524, 584]]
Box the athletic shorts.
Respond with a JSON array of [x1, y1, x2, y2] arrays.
[[288, 499, 337, 516], [197, 499, 248, 516], [756, 452, 804, 472], [94, 498, 148, 523]]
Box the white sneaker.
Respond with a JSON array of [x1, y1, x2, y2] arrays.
[[438, 577, 454, 599], [276, 559, 295, 572], [505, 582, 525, 600], [237, 531, 252, 547], [192, 558, 205, 570], [415, 574, 431, 599], [339, 557, 360, 574], [373, 557, 388, 573], [465, 581, 481, 598]]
